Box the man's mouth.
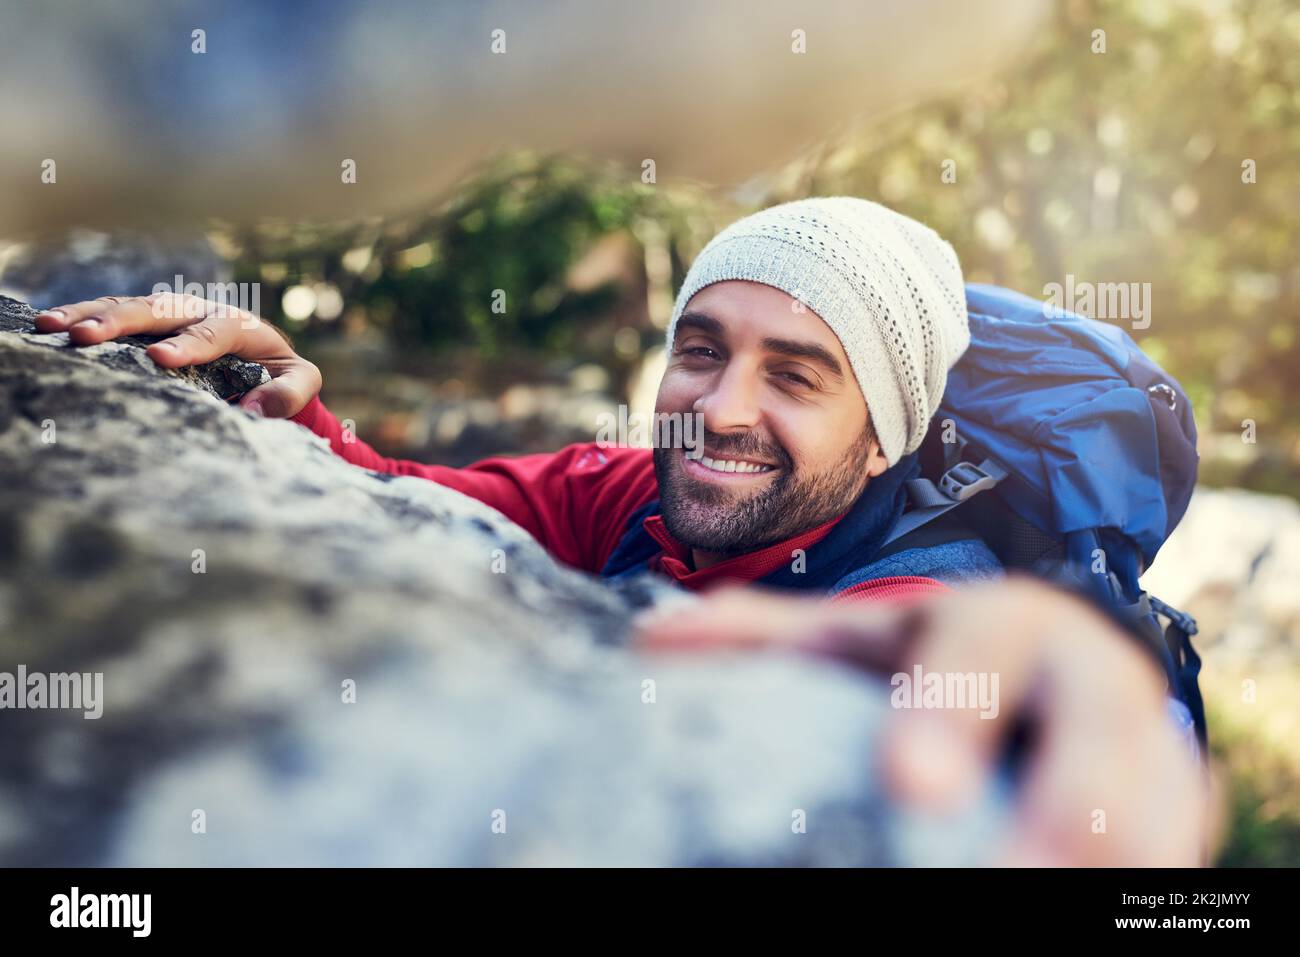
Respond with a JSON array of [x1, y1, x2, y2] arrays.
[[680, 447, 779, 483]]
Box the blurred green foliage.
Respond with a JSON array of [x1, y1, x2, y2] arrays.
[[372, 167, 629, 358], [1205, 685, 1300, 867]]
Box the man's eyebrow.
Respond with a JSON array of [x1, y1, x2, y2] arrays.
[[674, 311, 725, 339], [674, 313, 844, 379], [760, 336, 844, 379]]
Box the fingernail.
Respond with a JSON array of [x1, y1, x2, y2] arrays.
[[40, 309, 66, 320], [153, 341, 175, 351], [245, 399, 264, 417], [77, 317, 102, 326]]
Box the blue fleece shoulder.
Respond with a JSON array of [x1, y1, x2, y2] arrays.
[[831, 538, 1003, 593]]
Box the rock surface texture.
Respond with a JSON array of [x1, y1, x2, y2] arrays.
[[0, 295, 1001, 866]]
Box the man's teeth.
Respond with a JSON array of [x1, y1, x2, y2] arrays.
[[695, 455, 773, 474]]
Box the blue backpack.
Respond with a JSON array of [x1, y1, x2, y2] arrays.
[[880, 283, 1206, 754]]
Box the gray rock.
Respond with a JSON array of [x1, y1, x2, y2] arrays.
[[0, 294, 1004, 866]]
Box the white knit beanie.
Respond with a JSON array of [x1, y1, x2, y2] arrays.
[[666, 197, 969, 467]]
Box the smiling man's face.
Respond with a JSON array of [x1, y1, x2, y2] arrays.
[[653, 280, 890, 564]]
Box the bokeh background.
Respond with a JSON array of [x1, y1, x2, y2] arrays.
[[1, 0, 1296, 865]]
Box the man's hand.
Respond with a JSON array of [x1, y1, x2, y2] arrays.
[[635, 578, 1217, 867], [35, 293, 321, 418]]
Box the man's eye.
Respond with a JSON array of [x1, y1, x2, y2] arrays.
[[776, 370, 814, 388], [679, 346, 720, 361]]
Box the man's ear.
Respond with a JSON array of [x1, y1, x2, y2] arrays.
[[865, 436, 890, 478]]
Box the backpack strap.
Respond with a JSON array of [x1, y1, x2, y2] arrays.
[[872, 508, 989, 563], [881, 457, 1008, 549], [1150, 595, 1209, 753]]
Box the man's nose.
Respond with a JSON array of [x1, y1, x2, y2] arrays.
[[694, 362, 762, 432]]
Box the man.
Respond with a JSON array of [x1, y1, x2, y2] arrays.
[[34, 197, 1213, 864]]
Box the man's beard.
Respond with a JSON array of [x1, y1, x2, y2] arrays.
[[652, 422, 875, 558]]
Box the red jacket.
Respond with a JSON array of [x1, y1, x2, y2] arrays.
[[290, 396, 946, 603]]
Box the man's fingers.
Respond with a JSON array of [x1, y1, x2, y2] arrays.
[[236, 361, 321, 419], [38, 294, 201, 344], [993, 613, 1197, 866], [634, 587, 900, 654], [881, 580, 1051, 809], [35, 296, 122, 329], [36, 296, 137, 332], [66, 296, 172, 345], [998, 702, 1204, 867], [877, 578, 1204, 866], [35, 291, 317, 416], [635, 589, 808, 650], [146, 317, 241, 367], [634, 589, 778, 644]]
